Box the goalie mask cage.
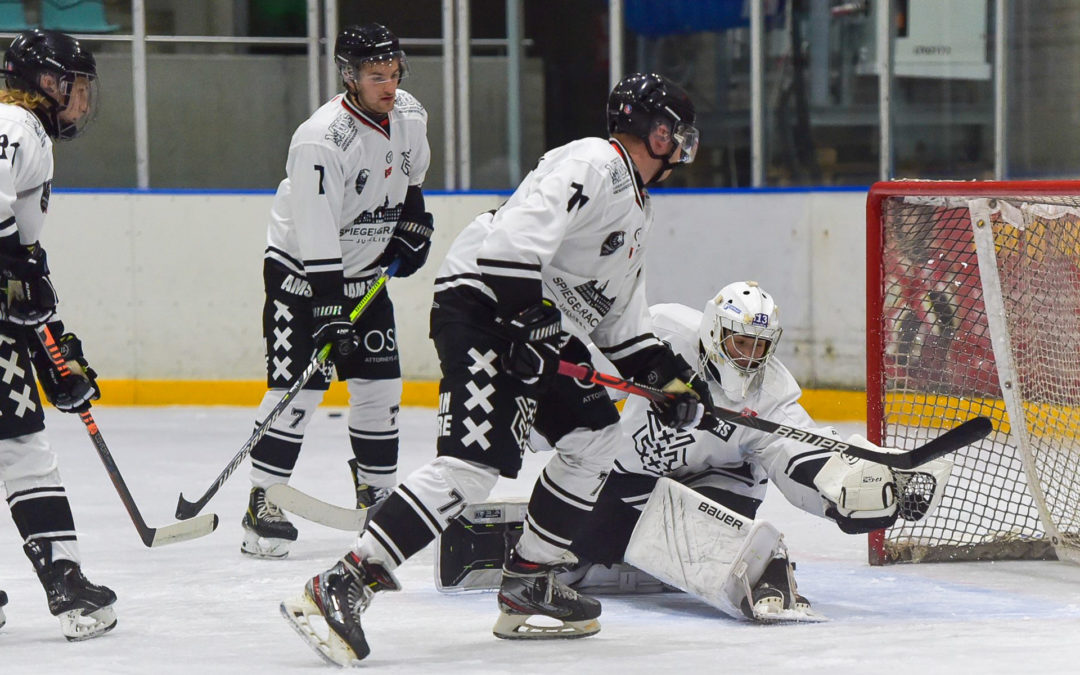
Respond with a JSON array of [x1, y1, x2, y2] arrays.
[[867, 180, 1080, 565]]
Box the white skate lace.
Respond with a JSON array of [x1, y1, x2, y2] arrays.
[[256, 496, 287, 522]]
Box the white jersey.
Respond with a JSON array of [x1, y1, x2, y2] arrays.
[[264, 89, 430, 285], [608, 303, 843, 518], [435, 137, 664, 364], [0, 102, 53, 246]]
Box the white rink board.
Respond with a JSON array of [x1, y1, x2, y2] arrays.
[[40, 189, 865, 387], [2, 407, 1080, 675]]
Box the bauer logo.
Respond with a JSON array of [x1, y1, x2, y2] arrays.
[[697, 501, 743, 530], [600, 231, 625, 256], [752, 313, 770, 327]]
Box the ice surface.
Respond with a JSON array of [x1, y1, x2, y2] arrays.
[[3, 407, 1080, 674]]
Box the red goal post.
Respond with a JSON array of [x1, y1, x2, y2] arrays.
[[867, 180, 1080, 565]]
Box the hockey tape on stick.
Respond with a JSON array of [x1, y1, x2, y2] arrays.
[[556, 360, 992, 469], [36, 324, 219, 547], [175, 260, 401, 520]]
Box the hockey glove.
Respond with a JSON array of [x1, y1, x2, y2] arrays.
[[494, 299, 563, 386], [312, 300, 360, 364], [0, 244, 57, 326], [377, 213, 434, 278], [634, 350, 714, 431], [35, 326, 100, 413]]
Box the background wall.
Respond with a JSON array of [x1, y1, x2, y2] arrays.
[[41, 188, 867, 398]]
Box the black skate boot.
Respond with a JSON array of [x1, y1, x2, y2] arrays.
[[348, 458, 391, 517], [494, 550, 601, 640], [0, 588, 7, 629], [280, 552, 400, 666], [740, 555, 823, 623], [241, 486, 298, 559], [24, 540, 117, 641]]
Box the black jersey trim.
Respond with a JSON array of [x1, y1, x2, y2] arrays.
[[341, 96, 391, 140]]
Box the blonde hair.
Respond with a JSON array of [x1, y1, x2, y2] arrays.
[[0, 88, 46, 110]]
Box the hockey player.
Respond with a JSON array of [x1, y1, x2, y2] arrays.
[[240, 23, 433, 559], [560, 281, 953, 622], [280, 72, 711, 665], [0, 29, 117, 640]]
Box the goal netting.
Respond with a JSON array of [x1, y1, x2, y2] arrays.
[[868, 180, 1080, 565]]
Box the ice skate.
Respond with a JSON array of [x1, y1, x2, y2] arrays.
[[280, 552, 400, 666], [349, 458, 392, 518], [241, 486, 298, 559], [494, 551, 601, 640], [739, 555, 826, 623], [24, 540, 117, 641], [0, 588, 7, 629]]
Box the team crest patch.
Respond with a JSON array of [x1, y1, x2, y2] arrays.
[[600, 231, 625, 256], [401, 150, 411, 176], [355, 169, 369, 194], [40, 181, 50, 212], [325, 112, 358, 150]]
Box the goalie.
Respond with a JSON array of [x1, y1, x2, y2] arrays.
[[440, 281, 953, 623]]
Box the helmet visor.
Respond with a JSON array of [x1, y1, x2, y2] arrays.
[[671, 121, 699, 164], [338, 51, 409, 85], [55, 71, 98, 140]]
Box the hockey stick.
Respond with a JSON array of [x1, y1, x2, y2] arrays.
[[556, 361, 993, 470], [35, 324, 219, 547], [175, 260, 401, 520], [265, 483, 369, 531]]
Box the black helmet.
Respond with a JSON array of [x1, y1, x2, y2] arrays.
[[607, 72, 698, 168], [4, 29, 97, 140], [335, 23, 409, 85]]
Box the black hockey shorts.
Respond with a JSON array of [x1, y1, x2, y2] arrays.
[[262, 261, 401, 389], [431, 320, 620, 479], [0, 322, 45, 439]]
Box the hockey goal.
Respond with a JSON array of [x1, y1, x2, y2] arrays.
[[867, 180, 1080, 565]]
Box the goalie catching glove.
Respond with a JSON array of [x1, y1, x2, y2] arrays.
[[813, 434, 953, 534], [494, 299, 563, 387], [31, 324, 100, 413], [377, 213, 434, 278]]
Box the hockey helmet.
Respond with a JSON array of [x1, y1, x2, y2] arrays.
[[335, 23, 409, 85], [607, 72, 698, 166], [3, 29, 97, 141], [699, 281, 782, 400]]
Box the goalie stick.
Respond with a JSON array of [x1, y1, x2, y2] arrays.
[[35, 324, 219, 547], [175, 260, 401, 520], [556, 361, 993, 470], [265, 484, 369, 531]]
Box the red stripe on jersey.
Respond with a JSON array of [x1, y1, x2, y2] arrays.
[[341, 95, 390, 140]]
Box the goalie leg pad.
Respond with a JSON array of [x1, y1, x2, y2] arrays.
[[624, 477, 826, 622], [434, 500, 528, 592]]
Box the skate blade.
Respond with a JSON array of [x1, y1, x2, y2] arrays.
[[280, 595, 363, 667], [240, 529, 292, 559], [492, 611, 600, 640], [61, 605, 118, 641]]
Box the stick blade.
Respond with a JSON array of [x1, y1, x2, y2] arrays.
[[266, 484, 368, 531], [148, 513, 219, 548], [845, 416, 994, 469]]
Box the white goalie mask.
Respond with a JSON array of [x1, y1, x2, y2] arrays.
[[699, 281, 782, 400]]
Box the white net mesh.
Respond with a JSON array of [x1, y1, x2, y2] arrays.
[[873, 190, 1080, 563]]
